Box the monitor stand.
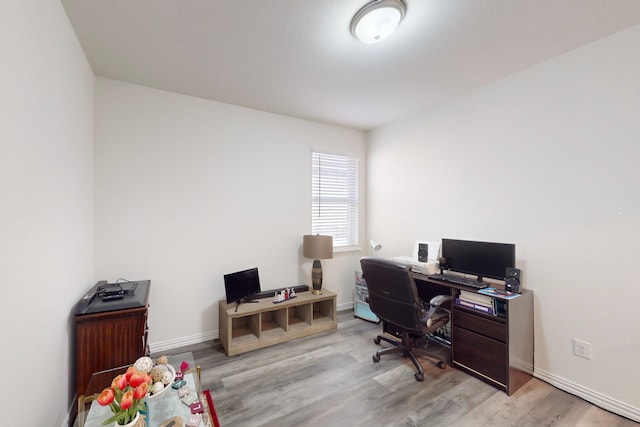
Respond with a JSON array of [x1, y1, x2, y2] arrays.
[[235, 297, 259, 312]]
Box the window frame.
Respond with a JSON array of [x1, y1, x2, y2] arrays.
[[311, 151, 360, 252]]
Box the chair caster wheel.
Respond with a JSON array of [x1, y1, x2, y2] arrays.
[[437, 361, 446, 369], [415, 373, 424, 382], [374, 337, 381, 345], [373, 354, 380, 363]]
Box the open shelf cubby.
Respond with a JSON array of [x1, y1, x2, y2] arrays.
[[219, 290, 337, 356]]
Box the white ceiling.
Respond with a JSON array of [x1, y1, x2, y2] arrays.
[[61, 0, 640, 131]]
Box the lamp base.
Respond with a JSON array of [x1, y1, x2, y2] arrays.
[[311, 259, 323, 295]]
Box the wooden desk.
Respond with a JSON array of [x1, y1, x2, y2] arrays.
[[412, 273, 534, 395]]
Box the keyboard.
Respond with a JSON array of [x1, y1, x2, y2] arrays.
[[427, 273, 488, 289]]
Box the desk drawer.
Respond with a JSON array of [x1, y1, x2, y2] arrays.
[[453, 325, 507, 386], [454, 309, 506, 342]]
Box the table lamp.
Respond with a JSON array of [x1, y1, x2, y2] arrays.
[[303, 234, 333, 295]]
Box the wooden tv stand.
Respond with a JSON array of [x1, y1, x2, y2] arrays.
[[219, 290, 337, 356]]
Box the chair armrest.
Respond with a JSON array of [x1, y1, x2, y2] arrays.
[[429, 295, 454, 308], [418, 296, 454, 324], [422, 295, 453, 323]]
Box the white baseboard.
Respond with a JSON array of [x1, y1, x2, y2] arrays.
[[149, 330, 219, 354], [337, 301, 353, 311], [534, 368, 639, 423], [148, 304, 354, 354]]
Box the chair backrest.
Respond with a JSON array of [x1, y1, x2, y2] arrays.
[[360, 257, 425, 335]]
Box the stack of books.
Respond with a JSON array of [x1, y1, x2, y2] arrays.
[[455, 290, 495, 315]]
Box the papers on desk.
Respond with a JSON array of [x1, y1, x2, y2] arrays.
[[478, 287, 521, 299], [391, 256, 438, 275]]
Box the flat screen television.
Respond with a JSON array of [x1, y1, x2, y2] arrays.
[[441, 238, 515, 282], [224, 267, 261, 304]]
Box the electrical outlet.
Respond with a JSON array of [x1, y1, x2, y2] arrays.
[[574, 338, 591, 359]]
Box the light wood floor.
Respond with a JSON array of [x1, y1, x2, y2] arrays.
[[162, 311, 636, 427]]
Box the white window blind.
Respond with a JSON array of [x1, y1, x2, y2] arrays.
[[312, 151, 359, 248]]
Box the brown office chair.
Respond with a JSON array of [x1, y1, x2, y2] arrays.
[[360, 257, 453, 381]]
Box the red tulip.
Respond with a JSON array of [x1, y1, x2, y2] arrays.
[[125, 366, 136, 382], [112, 374, 128, 391], [120, 389, 134, 410], [96, 388, 114, 406], [144, 373, 152, 385], [133, 382, 148, 400], [129, 370, 146, 388]]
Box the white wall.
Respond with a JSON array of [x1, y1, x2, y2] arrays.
[[0, 1, 94, 425], [7, 3, 636, 422], [367, 25, 640, 420], [94, 78, 366, 351]]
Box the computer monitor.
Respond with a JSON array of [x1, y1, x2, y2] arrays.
[[441, 238, 515, 282], [224, 267, 261, 304]]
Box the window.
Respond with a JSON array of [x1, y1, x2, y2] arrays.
[[311, 151, 359, 249]]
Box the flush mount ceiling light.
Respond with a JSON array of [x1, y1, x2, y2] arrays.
[[350, 0, 407, 44]]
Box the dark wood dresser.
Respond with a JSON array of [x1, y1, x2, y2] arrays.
[[74, 280, 150, 398]]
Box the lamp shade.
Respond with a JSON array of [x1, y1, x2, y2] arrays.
[[370, 240, 382, 251], [303, 235, 333, 260]]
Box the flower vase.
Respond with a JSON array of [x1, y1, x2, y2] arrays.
[[114, 412, 141, 427]]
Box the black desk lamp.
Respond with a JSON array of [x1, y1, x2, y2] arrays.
[[303, 234, 333, 295]]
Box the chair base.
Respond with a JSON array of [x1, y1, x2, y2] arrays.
[[373, 333, 446, 382]]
